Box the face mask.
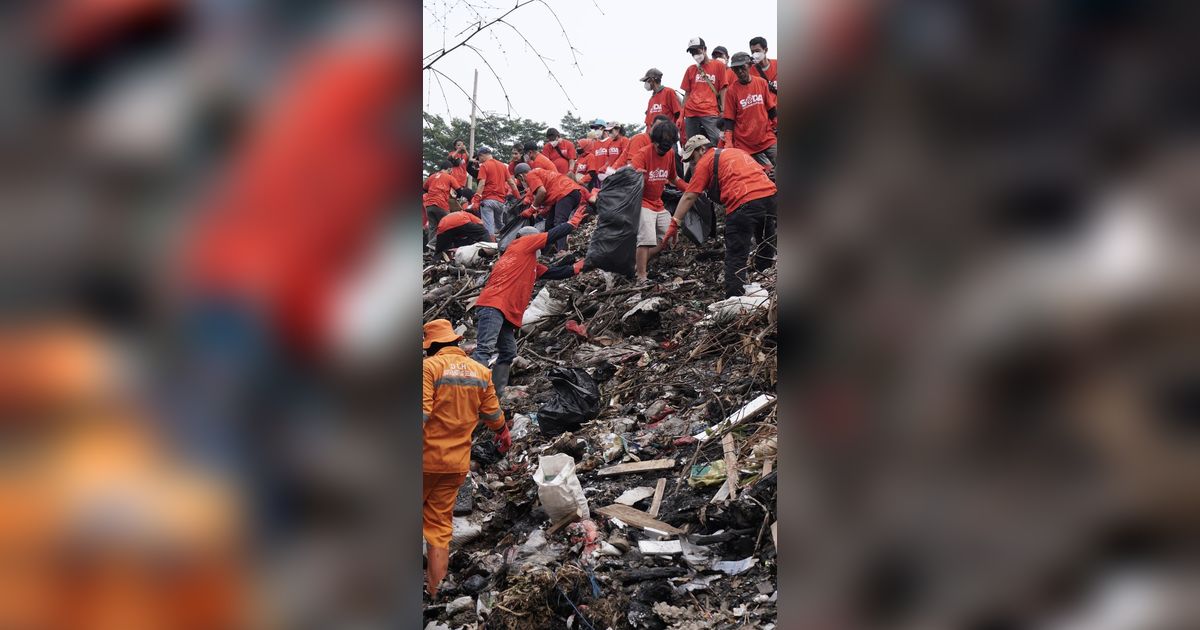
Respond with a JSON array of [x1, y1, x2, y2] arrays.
[[693, 54, 704, 64], [752, 51, 765, 62], [588, 129, 601, 139], [655, 143, 671, 156], [644, 81, 653, 91]]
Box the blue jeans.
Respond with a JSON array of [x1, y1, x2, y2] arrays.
[[480, 199, 505, 235], [471, 306, 518, 368]]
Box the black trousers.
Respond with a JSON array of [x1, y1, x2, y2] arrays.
[[544, 190, 581, 253], [723, 195, 777, 297], [436, 223, 489, 253]]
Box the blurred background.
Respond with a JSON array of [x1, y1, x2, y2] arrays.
[[2, 0, 1199, 628], [777, 0, 1200, 628]]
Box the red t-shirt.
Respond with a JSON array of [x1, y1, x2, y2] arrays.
[[475, 232, 552, 327], [590, 138, 611, 171], [630, 144, 679, 211], [681, 59, 728, 117], [575, 140, 593, 177], [605, 136, 630, 169], [644, 86, 682, 130], [508, 158, 520, 177], [525, 168, 583, 206], [617, 132, 651, 168], [542, 139, 577, 174], [724, 76, 776, 154], [752, 58, 778, 87], [476, 158, 511, 202], [526, 152, 557, 173], [686, 148, 776, 214], [435, 210, 483, 235], [422, 171, 454, 211], [448, 150, 469, 187]]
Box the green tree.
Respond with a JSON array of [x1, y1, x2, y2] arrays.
[[422, 112, 553, 176]]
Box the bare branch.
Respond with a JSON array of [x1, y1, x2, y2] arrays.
[[428, 67, 476, 107], [463, 43, 519, 118], [494, 18, 577, 110], [531, 0, 583, 76], [428, 68, 453, 118], [424, 0, 537, 70]]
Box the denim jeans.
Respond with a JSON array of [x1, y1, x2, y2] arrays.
[[480, 199, 505, 235], [685, 116, 723, 145], [471, 306, 518, 368], [723, 195, 777, 296]]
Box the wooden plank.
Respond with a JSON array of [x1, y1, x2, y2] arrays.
[[615, 486, 656, 506], [595, 504, 684, 535], [711, 479, 731, 503], [721, 433, 739, 500], [547, 513, 580, 536], [596, 458, 676, 476], [761, 459, 773, 477], [648, 478, 666, 518], [693, 394, 776, 442], [771, 521, 778, 549]]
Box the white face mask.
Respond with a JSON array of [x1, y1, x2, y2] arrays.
[[588, 129, 601, 139], [752, 51, 765, 62], [693, 53, 705, 64], [644, 81, 653, 91]]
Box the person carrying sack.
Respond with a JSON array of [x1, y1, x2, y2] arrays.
[[664, 135, 777, 297]]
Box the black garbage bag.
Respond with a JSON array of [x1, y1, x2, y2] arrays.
[[583, 167, 643, 278], [663, 187, 715, 245], [537, 367, 602, 437], [497, 215, 533, 250]]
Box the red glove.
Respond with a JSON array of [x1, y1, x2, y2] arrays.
[[572, 259, 585, 274], [568, 205, 587, 227], [663, 219, 679, 247], [520, 207, 536, 218], [470, 194, 482, 209], [721, 132, 732, 148], [494, 423, 511, 454]]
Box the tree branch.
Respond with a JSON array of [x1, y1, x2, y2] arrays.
[[495, 18, 578, 110], [463, 43, 519, 118], [423, 0, 536, 70], [531, 0, 583, 76]]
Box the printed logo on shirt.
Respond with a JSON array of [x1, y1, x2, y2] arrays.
[[649, 103, 663, 114], [648, 168, 669, 182], [596, 147, 608, 156], [739, 93, 765, 109]]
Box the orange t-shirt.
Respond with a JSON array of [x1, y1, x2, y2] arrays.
[[476, 157, 510, 202], [644, 87, 682, 130], [575, 140, 593, 177], [448, 150, 469, 187], [605, 136, 630, 169], [681, 59, 728, 117], [542, 139, 577, 174], [723, 76, 776, 154], [422, 171, 454, 211], [617, 132, 651, 168], [630, 144, 679, 211], [527, 152, 557, 172], [686, 148, 776, 214], [423, 346, 504, 473], [526, 168, 583, 206], [475, 232, 551, 327], [751, 58, 778, 87], [435, 210, 483, 235]]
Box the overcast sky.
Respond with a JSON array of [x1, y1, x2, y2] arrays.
[[423, 0, 779, 130]]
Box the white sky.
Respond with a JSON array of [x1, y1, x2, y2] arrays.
[[422, 0, 779, 130]]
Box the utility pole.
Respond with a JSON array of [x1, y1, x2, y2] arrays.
[[468, 69, 479, 158]]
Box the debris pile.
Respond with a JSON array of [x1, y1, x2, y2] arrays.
[[424, 222, 777, 629]]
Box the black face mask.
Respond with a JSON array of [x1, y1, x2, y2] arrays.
[[655, 143, 671, 156]]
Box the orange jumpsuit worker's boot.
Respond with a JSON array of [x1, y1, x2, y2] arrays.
[[426, 545, 449, 599]]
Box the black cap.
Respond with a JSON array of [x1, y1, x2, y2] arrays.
[[712, 46, 728, 59], [686, 37, 706, 53], [522, 141, 539, 152]]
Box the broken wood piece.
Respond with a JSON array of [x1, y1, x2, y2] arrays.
[[637, 539, 682, 555], [711, 480, 731, 504], [691, 528, 755, 545], [614, 486, 656, 506], [648, 478, 666, 517], [721, 433, 739, 500], [547, 512, 581, 536], [771, 521, 778, 549], [596, 458, 676, 476], [693, 394, 776, 442], [595, 504, 684, 535], [761, 459, 773, 477]]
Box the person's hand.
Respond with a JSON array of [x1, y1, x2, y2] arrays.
[[663, 219, 680, 247], [495, 423, 511, 454], [572, 259, 586, 274], [568, 205, 588, 227], [470, 194, 482, 208], [520, 207, 536, 218]]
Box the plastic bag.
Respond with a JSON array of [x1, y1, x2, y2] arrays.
[[497, 215, 534, 251], [584, 167, 644, 277], [537, 367, 601, 436], [521, 287, 566, 333], [453, 241, 498, 266], [663, 187, 715, 245], [533, 453, 590, 522]]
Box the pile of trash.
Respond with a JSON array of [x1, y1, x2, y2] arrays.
[[423, 215, 777, 630]]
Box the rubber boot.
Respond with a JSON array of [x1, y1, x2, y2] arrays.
[[426, 545, 449, 599], [491, 362, 511, 400]]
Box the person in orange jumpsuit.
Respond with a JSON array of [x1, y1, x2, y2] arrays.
[[422, 319, 508, 599]]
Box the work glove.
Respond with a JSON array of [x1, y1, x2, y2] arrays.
[[520, 207, 536, 218], [572, 259, 586, 274], [663, 219, 680, 247], [470, 194, 482, 209], [722, 132, 732, 148], [568, 205, 588, 227], [495, 423, 511, 454]]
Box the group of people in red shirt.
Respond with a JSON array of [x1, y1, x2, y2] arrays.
[[421, 35, 779, 397]]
